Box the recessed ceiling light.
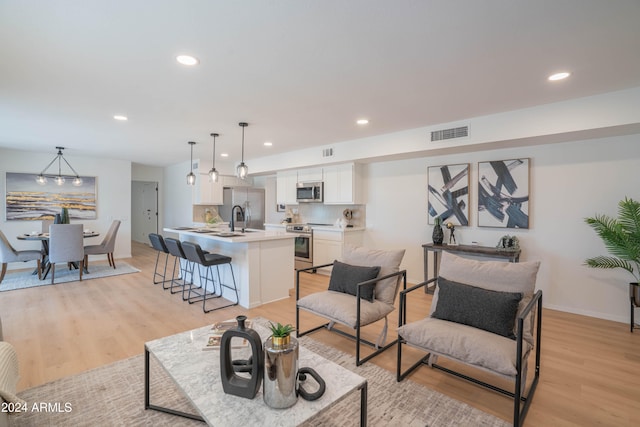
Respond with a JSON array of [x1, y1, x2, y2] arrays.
[[113, 115, 128, 121], [221, 153, 229, 157], [548, 72, 570, 81], [356, 119, 369, 125], [176, 55, 199, 66], [264, 141, 273, 147]]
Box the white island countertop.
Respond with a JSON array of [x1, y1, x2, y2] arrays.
[[162, 226, 294, 309], [164, 226, 292, 243]]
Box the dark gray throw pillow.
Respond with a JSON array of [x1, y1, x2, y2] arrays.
[[432, 277, 523, 339], [328, 261, 381, 302]]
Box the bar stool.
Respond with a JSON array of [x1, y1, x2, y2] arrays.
[[164, 238, 194, 296], [148, 233, 170, 287], [181, 241, 239, 313]]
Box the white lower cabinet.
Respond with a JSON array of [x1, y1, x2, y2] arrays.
[[313, 228, 364, 274]]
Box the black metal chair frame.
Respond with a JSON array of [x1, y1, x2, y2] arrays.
[[164, 238, 193, 295], [182, 242, 239, 314], [396, 278, 543, 427], [296, 262, 407, 366], [148, 233, 170, 287]]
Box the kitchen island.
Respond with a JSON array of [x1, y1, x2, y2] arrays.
[[163, 227, 295, 309]]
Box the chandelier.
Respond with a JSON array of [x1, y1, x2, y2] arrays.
[[36, 147, 83, 186]]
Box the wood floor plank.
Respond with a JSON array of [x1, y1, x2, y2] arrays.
[[1, 241, 638, 425]]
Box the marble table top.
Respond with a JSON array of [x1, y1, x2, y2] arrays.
[[145, 318, 366, 426]]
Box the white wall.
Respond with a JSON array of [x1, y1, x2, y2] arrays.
[[1, 147, 132, 270], [364, 134, 640, 324], [162, 160, 195, 228]]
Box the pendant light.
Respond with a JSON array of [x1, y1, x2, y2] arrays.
[[209, 133, 219, 182], [36, 146, 83, 186], [186, 141, 196, 185], [237, 122, 249, 180]]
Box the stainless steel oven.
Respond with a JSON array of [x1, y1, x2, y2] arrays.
[[286, 224, 313, 270]]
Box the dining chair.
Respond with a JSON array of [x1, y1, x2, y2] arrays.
[[49, 224, 84, 284], [0, 230, 42, 284], [41, 219, 53, 234], [83, 220, 121, 270]]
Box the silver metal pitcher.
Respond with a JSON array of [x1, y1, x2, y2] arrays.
[[263, 335, 299, 409]]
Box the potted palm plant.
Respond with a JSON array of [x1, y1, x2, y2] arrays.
[[584, 197, 640, 330]]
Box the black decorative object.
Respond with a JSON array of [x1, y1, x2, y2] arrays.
[[630, 283, 640, 332], [220, 316, 264, 399], [54, 213, 62, 224], [432, 217, 444, 245]]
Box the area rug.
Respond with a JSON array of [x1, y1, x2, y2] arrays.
[[0, 262, 140, 292], [12, 336, 509, 426]]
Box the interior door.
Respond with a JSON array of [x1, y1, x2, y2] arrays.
[[131, 181, 158, 244]]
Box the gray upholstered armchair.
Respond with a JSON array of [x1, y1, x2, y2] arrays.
[[0, 318, 24, 427], [84, 220, 121, 269], [397, 252, 542, 427], [0, 230, 42, 284], [296, 244, 406, 366]]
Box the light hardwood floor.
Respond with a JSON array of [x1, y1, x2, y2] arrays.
[[1, 241, 639, 426]]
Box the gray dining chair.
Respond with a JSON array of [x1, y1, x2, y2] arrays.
[[41, 219, 53, 234], [49, 224, 84, 284], [83, 220, 121, 270], [0, 230, 42, 284]]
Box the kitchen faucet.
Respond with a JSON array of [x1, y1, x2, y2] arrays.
[[230, 205, 245, 232]]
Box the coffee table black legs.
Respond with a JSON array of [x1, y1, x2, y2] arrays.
[[360, 381, 368, 426], [144, 346, 367, 425], [144, 347, 205, 422]]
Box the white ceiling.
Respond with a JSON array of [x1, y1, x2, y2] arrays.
[[1, 0, 640, 168]]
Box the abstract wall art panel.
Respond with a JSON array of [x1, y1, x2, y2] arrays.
[[477, 158, 529, 228], [427, 163, 469, 226], [5, 172, 97, 221]]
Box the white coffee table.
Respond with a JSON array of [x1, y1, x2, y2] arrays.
[[144, 319, 368, 426]]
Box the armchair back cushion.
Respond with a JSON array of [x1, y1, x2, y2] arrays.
[[341, 244, 405, 305], [432, 277, 523, 339], [328, 261, 380, 302], [433, 252, 540, 344]]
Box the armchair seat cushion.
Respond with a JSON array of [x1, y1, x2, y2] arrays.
[[398, 317, 531, 377], [15, 250, 41, 262], [298, 291, 395, 328]]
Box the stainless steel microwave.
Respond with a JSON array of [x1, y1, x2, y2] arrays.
[[296, 182, 323, 203]]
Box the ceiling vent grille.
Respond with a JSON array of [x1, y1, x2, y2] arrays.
[[431, 126, 468, 142], [322, 148, 334, 157]]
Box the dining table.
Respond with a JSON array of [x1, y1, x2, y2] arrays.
[[16, 231, 100, 279]]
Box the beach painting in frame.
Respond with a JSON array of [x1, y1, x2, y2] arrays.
[[427, 163, 469, 226], [477, 158, 529, 228], [5, 172, 97, 221]]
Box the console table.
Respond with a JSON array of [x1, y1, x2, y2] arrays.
[[422, 243, 521, 293]]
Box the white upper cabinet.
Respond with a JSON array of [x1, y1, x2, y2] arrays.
[[323, 162, 364, 204], [276, 170, 298, 205], [194, 173, 224, 205], [220, 175, 253, 187], [297, 167, 323, 183]]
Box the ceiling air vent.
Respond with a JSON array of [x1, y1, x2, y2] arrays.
[[322, 148, 334, 157], [431, 126, 468, 142]]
